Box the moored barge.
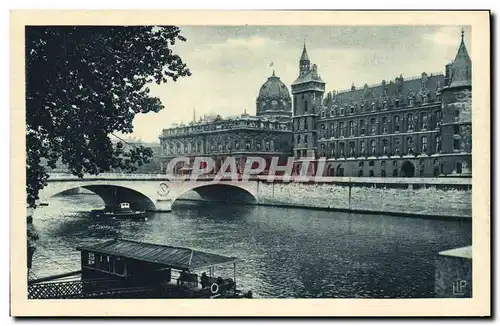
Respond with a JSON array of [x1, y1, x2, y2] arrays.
[[28, 238, 253, 299]]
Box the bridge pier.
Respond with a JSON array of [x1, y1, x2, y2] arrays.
[[154, 200, 173, 212]]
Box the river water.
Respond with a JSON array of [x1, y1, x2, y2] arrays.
[[30, 193, 471, 298]]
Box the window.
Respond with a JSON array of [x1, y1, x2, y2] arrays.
[[436, 136, 441, 153], [369, 161, 375, 167], [246, 142, 251, 150], [421, 136, 428, 153], [395, 99, 399, 107], [88, 252, 95, 267], [330, 123, 335, 138], [370, 140, 376, 156], [370, 118, 377, 135], [340, 108, 345, 115], [304, 119, 308, 131], [360, 141, 366, 156], [339, 122, 345, 137], [358, 169, 363, 177], [330, 143, 336, 157], [256, 143, 261, 151], [394, 138, 401, 155], [331, 109, 335, 117], [360, 120, 366, 135], [381, 169, 386, 177], [454, 109, 459, 121], [383, 101, 388, 110], [350, 106, 355, 114], [456, 162, 463, 174], [304, 135, 308, 145], [349, 121, 355, 136], [435, 110, 442, 129], [339, 143, 345, 157], [369, 170, 375, 177], [382, 139, 389, 155], [453, 124, 460, 135], [453, 138, 460, 151], [393, 169, 398, 177], [407, 113, 414, 131], [409, 97, 414, 106], [421, 113, 428, 130], [382, 117, 388, 133], [304, 101, 308, 113], [407, 137, 414, 154], [371, 103, 376, 111], [349, 141, 355, 157], [359, 162, 364, 167], [394, 116, 400, 132], [321, 111, 325, 118]]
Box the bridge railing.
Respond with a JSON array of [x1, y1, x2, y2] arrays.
[[47, 172, 471, 186], [47, 173, 174, 180]]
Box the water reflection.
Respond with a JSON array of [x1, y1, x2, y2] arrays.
[[31, 193, 471, 298]]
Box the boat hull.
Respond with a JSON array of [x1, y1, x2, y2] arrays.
[[91, 209, 147, 220]]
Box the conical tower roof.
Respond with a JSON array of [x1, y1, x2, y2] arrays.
[[300, 43, 309, 61], [449, 29, 472, 88]]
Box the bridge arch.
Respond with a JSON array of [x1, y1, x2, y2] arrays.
[[174, 183, 257, 206], [39, 181, 157, 211]]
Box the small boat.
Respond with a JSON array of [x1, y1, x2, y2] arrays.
[[28, 238, 253, 299], [91, 203, 146, 220]]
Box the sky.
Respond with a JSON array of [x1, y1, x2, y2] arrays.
[[125, 25, 472, 143]]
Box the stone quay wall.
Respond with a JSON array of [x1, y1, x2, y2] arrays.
[[178, 177, 472, 219], [256, 178, 472, 219]]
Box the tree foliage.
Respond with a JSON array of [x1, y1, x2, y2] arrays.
[[26, 26, 191, 208]]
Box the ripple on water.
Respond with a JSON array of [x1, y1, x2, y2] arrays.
[[31, 195, 472, 298]]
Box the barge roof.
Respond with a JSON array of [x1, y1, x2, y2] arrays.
[[77, 238, 238, 270]]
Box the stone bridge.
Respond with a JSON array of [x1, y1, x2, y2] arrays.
[[40, 173, 259, 212]]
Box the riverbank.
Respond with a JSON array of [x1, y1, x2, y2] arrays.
[[177, 178, 472, 220]]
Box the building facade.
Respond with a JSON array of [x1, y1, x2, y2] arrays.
[[159, 30, 472, 178], [291, 31, 472, 178]]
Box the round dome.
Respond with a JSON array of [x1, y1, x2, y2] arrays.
[[257, 72, 291, 101], [256, 71, 292, 120]]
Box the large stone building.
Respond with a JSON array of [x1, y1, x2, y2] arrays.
[[293, 31, 472, 178], [159, 72, 294, 174], [159, 30, 472, 178]]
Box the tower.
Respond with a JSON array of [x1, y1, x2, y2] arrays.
[[291, 43, 326, 159], [440, 28, 472, 175], [299, 42, 310, 77]]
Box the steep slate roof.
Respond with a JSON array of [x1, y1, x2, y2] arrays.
[[326, 73, 445, 106], [77, 238, 238, 270], [300, 43, 309, 61], [449, 32, 472, 88], [292, 69, 326, 85]]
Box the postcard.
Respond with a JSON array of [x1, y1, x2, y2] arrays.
[[10, 10, 490, 317]]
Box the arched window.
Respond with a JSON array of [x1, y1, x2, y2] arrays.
[[304, 100, 308, 113]]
